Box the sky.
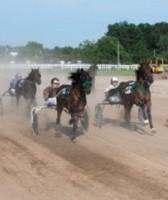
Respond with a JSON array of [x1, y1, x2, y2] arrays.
[[0, 0, 168, 48]]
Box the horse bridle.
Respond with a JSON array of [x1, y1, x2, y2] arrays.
[[142, 71, 153, 86]]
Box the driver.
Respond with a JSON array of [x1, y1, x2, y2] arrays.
[[43, 77, 60, 107], [3, 73, 23, 96], [105, 76, 119, 93], [105, 76, 121, 103], [31, 77, 60, 128]]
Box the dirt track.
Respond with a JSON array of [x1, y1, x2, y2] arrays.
[[0, 71, 168, 200]]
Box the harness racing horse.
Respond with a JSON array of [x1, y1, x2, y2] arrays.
[[15, 68, 41, 115], [117, 62, 155, 132], [87, 64, 98, 91], [55, 68, 92, 141]]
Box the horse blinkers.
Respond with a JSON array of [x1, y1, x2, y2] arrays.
[[32, 69, 41, 85], [81, 78, 92, 94]]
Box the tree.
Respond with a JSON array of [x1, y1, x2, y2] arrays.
[[79, 40, 97, 63], [17, 41, 44, 63]]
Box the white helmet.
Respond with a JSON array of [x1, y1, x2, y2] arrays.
[[15, 73, 22, 79], [51, 77, 60, 84], [111, 76, 118, 82]]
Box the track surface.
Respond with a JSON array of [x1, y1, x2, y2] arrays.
[[0, 71, 168, 200]]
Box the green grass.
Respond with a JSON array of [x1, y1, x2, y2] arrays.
[[97, 68, 135, 76], [42, 67, 136, 77]]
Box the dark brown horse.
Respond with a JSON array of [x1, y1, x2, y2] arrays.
[[55, 68, 92, 141], [108, 62, 155, 132], [15, 68, 41, 114], [87, 64, 98, 91]]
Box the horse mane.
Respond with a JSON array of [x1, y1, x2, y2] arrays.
[[90, 64, 98, 70], [68, 68, 84, 86], [26, 68, 35, 78], [135, 61, 150, 81], [88, 64, 98, 74]]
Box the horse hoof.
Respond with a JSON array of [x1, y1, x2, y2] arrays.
[[31, 127, 38, 136], [55, 124, 60, 132], [71, 137, 78, 142], [69, 119, 74, 125], [151, 128, 156, 134], [54, 124, 62, 137], [55, 132, 62, 138], [143, 119, 149, 125]]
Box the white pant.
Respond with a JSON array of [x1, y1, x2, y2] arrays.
[[108, 96, 120, 103], [45, 97, 57, 106], [9, 88, 15, 95]]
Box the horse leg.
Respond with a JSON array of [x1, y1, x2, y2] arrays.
[[124, 104, 134, 130], [124, 107, 131, 127], [69, 105, 79, 141], [140, 104, 149, 125], [25, 99, 32, 117], [55, 104, 63, 137], [16, 95, 20, 109], [32, 97, 37, 107], [92, 77, 96, 92], [70, 112, 79, 142], [146, 102, 156, 133]]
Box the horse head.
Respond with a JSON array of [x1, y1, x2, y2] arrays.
[[29, 68, 41, 85], [135, 62, 154, 86], [90, 64, 98, 71], [89, 64, 98, 76], [69, 68, 92, 94]]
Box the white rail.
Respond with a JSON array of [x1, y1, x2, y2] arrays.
[[0, 63, 139, 70]]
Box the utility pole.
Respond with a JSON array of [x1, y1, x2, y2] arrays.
[[117, 42, 120, 65]]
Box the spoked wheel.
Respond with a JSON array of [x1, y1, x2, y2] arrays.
[[138, 107, 148, 126], [31, 109, 39, 135], [0, 96, 3, 115], [95, 103, 104, 128], [81, 107, 89, 131]]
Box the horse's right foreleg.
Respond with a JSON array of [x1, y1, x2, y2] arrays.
[[16, 95, 20, 108], [55, 105, 63, 135], [124, 109, 130, 124], [56, 106, 63, 125], [124, 104, 133, 129]]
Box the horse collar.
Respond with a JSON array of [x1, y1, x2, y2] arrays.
[[133, 82, 150, 95]]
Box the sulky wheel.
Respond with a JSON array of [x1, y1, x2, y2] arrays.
[[95, 103, 104, 128], [81, 107, 90, 131], [31, 109, 39, 135]]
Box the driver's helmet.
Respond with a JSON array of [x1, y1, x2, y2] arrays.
[[111, 76, 118, 86], [51, 77, 60, 85], [15, 73, 22, 80]]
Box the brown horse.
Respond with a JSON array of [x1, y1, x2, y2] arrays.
[[15, 68, 41, 114], [108, 62, 155, 132], [87, 64, 98, 91], [55, 68, 92, 141]]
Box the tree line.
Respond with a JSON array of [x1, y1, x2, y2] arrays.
[[0, 21, 168, 64]]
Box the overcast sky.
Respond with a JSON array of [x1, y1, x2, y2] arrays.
[[0, 0, 168, 48]]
